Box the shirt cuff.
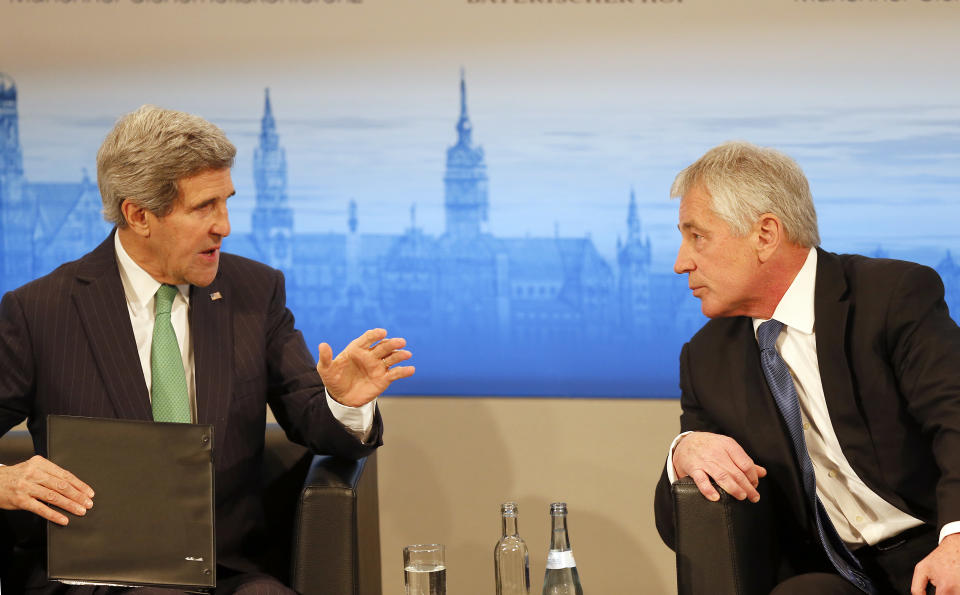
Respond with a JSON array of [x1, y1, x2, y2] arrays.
[[666, 431, 693, 483], [939, 521, 960, 544], [325, 388, 376, 443]]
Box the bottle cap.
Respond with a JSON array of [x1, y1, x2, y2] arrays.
[[549, 502, 567, 515]]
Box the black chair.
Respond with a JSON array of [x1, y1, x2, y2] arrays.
[[672, 476, 776, 595], [0, 424, 382, 595]]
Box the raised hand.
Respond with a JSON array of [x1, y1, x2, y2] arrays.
[[316, 328, 415, 407]]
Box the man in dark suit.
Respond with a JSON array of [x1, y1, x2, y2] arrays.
[[0, 105, 414, 593], [653, 142, 960, 594]]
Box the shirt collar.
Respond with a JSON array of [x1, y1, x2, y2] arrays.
[[753, 246, 817, 336], [114, 232, 190, 311]]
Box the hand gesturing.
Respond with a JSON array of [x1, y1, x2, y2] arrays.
[[316, 328, 415, 407]]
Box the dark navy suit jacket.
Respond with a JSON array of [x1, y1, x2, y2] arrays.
[[654, 249, 960, 574], [0, 231, 383, 580]]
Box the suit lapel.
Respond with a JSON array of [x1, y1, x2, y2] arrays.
[[72, 232, 153, 421], [190, 274, 233, 464], [814, 249, 881, 486]]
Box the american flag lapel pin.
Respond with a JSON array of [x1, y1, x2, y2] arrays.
[[210, 291, 223, 301]]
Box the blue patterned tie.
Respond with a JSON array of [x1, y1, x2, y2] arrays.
[[151, 284, 191, 423], [757, 320, 876, 594]]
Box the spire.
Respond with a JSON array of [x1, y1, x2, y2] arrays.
[[627, 187, 640, 241], [455, 68, 472, 147], [0, 72, 23, 177], [259, 87, 278, 151], [0, 73, 16, 100], [938, 249, 958, 274], [348, 199, 358, 234], [252, 86, 293, 268], [254, 87, 286, 203], [460, 68, 468, 120], [443, 68, 488, 239], [410, 203, 417, 231]]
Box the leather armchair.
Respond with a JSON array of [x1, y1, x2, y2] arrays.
[[0, 423, 382, 595], [672, 476, 776, 595]]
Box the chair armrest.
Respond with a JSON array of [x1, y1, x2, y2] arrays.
[[291, 452, 382, 595], [672, 476, 776, 595], [0, 430, 34, 465]]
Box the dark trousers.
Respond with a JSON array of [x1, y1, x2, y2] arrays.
[[771, 524, 938, 595]]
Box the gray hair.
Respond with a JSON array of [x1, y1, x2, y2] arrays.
[[96, 105, 236, 227], [670, 141, 820, 248]]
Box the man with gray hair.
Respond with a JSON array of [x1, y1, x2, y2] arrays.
[[653, 141, 960, 594], [0, 105, 414, 593]]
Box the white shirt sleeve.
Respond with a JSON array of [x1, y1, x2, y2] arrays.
[[665, 431, 693, 483], [325, 389, 376, 443], [939, 520, 960, 544]]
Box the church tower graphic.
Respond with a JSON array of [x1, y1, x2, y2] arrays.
[[436, 71, 503, 337], [0, 74, 34, 291], [617, 188, 653, 337], [252, 88, 294, 269], [443, 70, 489, 239]]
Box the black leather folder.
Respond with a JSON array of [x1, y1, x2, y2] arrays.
[[46, 415, 216, 591]]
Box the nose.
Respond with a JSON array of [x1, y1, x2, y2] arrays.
[[674, 242, 693, 275], [212, 203, 231, 238]]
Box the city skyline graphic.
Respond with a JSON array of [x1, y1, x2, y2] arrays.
[[1, 71, 958, 397]]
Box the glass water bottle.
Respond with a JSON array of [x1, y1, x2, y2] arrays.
[[542, 502, 583, 595], [495, 501, 531, 595]]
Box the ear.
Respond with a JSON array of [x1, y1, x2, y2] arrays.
[[754, 213, 783, 263], [120, 199, 152, 238]]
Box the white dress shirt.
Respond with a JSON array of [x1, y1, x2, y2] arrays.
[[114, 233, 375, 441], [669, 247, 957, 546]]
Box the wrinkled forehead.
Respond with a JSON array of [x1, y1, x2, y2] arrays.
[[677, 186, 716, 222]]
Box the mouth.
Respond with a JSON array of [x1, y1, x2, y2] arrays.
[[199, 246, 220, 262]]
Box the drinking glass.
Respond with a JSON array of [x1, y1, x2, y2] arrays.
[[403, 543, 446, 595]]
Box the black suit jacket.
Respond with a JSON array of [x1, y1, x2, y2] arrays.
[[654, 249, 960, 573], [0, 232, 383, 576]]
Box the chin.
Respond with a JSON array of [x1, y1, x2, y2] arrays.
[[192, 275, 217, 288], [699, 302, 724, 319], [187, 269, 219, 288]]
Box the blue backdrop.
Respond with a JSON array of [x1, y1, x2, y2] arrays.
[[1, 65, 958, 397]]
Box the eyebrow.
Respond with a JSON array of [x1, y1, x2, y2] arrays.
[[194, 190, 235, 208]]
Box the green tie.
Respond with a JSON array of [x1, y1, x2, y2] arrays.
[[151, 284, 191, 423]]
